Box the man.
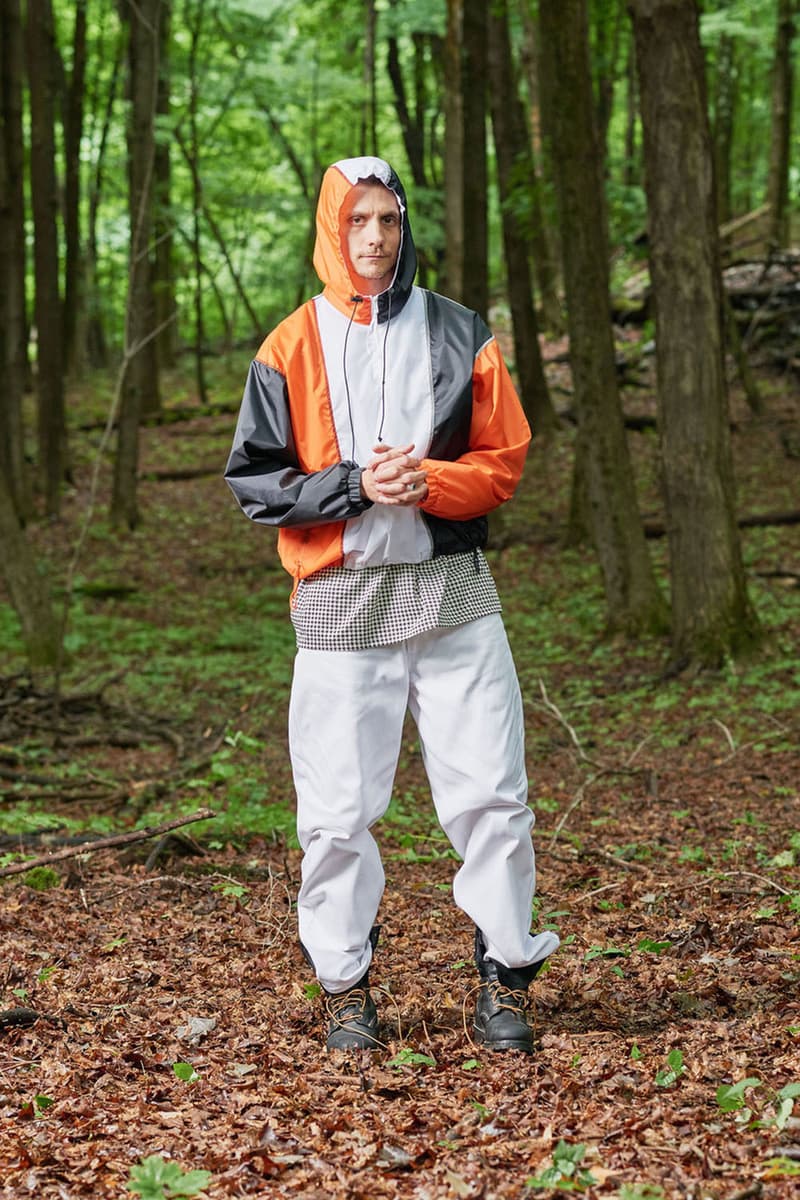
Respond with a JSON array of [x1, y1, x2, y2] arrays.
[[225, 156, 559, 1054]]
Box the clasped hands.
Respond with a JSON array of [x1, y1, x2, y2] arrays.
[[360, 443, 428, 506]]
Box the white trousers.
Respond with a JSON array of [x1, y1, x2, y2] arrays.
[[289, 614, 560, 993]]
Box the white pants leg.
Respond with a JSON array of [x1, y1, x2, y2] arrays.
[[407, 615, 559, 970], [290, 643, 408, 992], [290, 615, 559, 994]]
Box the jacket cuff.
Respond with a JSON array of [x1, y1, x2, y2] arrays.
[[346, 464, 373, 510]]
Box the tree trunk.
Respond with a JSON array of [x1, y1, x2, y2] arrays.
[[86, 29, 123, 369], [62, 0, 87, 378], [26, 0, 66, 518], [765, 0, 796, 250], [154, 0, 177, 369], [111, 0, 161, 528], [487, 0, 556, 436], [539, 0, 666, 635], [0, 473, 59, 668], [186, 0, 208, 405], [630, 0, 757, 667], [444, 0, 488, 317], [0, 0, 30, 517], [623, 36, 638, 186], [517, 3, 565, 333], [592, 0, 625, 168], [362, 0, 377, 156], [712, 33, 736, 228]]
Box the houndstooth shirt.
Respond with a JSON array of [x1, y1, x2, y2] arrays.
[[290, 550, 501, 651]]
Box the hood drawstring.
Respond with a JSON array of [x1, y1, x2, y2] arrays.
[[343, 294, 363, 460], [376, 291, 393, 444], [343, 291, 394, 460]]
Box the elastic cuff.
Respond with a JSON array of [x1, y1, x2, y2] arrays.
[[346, 464, 373, 509]]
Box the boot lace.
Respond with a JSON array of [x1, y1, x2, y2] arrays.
[[486, 979, 528, 1013], [325, 987, 370, 1028]]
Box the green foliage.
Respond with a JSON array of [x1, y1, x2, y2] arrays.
[[22, 867, 61, 891], [716, 1077, 763, 1113], [654, 1049, 686, 1088], [172, 1062, 200, 1084], [126, 1156, 211, 1200], [526, 1141, 598, 1191], [387, 1048, 436, 1069]]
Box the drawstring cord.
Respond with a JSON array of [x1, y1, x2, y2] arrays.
[[376, 291, 393, 444], [343, 294, 362, 460]]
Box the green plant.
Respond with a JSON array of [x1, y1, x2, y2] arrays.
[[655, 1048, 686, 1087], [387, 1048, 436, 1069], [615, 1186, 665, 1200], [126, 1155, 211, 1199], [22, 866, 61, 891], [526, 1140, 598, 1191], [716, 1077, 762, 1116], [172, 1062, 200, 1083]]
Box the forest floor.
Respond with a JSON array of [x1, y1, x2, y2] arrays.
[[0, 343, 799, 1200]]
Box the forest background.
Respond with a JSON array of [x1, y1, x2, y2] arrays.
[[1, 0, 799, 1198]]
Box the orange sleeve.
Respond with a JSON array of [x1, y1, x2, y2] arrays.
[[418, 338, 531, 520]]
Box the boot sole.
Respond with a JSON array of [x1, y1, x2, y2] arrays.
[[474, 1029, 533, 1054]]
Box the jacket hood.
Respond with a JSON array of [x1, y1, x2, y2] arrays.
[[312, 156, 417, 324]]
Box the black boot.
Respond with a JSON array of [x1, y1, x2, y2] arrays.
[[473, 928, 544, 1054], [303, 925, 381, 1053], [324, 973, 380, 1051]]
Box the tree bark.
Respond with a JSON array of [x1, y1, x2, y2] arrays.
[[765, 0, 796, 250], [487, 0, 556, 436], [539, 0, 666, 635], [444, 0, 488, 317], [0, 0, 30, 517], [154, 0, 177, 369], [26, 0, 67, 518], [62, 0, 87, 377], [517, 3, 565, 332], [712, 33, 736, 228], [111, 0, 162, 528], [0, 473, 59, 668], [86, 28, 123, 369], [362, 0, 378, 156], [630, 0, 757, 667], [185, 0, 208, 405]]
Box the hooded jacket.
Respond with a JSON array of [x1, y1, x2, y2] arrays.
[[224, 156, 531, 585]]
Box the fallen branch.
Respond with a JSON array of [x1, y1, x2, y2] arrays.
[[0, 808, 216, 879]]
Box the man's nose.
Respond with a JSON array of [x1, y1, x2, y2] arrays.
[[366, 219, 384, 244]]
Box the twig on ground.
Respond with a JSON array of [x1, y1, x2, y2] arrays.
[[0, 809, 216, 878], [536, 678, 591, 761]]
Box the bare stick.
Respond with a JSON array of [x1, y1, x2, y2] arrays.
[[0, 809, 215, 879]]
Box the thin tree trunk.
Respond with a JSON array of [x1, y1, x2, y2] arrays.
[[111, 0, 161, 528], [712, 33, 736, 228], [444, 0, 488, 316], [63, 0, 87, 377], [630, 0, 757, 668], [539, 0, 666, 635], [86, 29, 123, 369], [26, 0, 66, 518], [362, 0, 377, 156], [0, 0, 30, 517], [487, 0, 556, 436], [0, 473, 58, 668], [593, 0, 625, 166], [623, 36, 638, 186], [154, 0, 176, 369], [765, 0, 796, 250], [517, 2, 565, 333], [186, 0, 207, 405]]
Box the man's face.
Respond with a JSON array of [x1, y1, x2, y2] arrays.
[[340, 182, 401, 296]]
